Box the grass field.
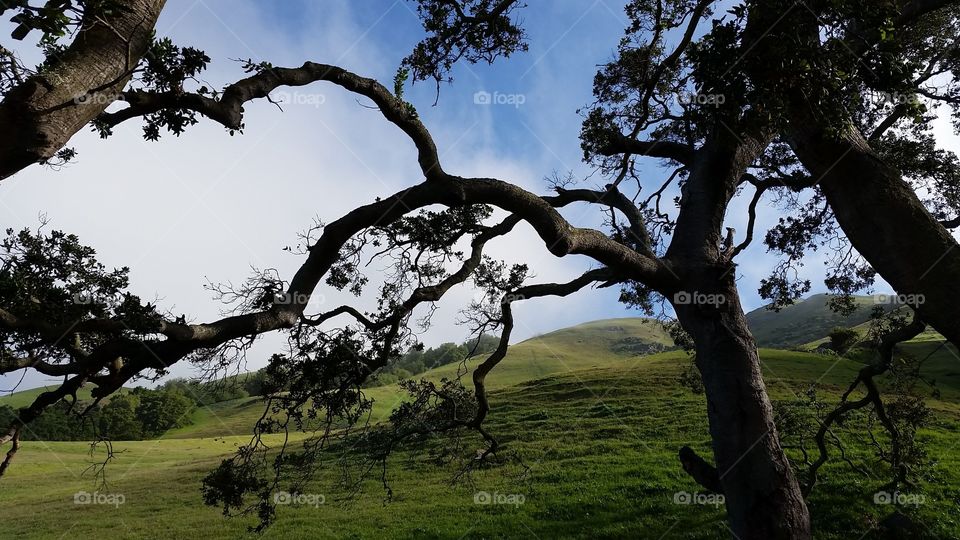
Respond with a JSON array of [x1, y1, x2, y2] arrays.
[[1, 317, 959, 538]]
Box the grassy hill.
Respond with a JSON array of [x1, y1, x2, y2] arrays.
[[166, 317, 676, 439], [1, 348, 958, 539], [746, 293, 893, 349], [793, 307, 960, 401], [2, 312, 959, 538]]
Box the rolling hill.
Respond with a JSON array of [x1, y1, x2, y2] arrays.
[[166, 317, 677, 439], [0, 296, 942, 414], [1, 309, 960, 538], [1, 348, 958, 539], [745, 293, 895, 349]]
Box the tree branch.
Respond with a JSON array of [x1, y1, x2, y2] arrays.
[[470, 267, 617, 428], [597, 134, 695, 167], [100, 62, 445, 180], [803, 313, 927, 496], [0, 0, 166, 180]]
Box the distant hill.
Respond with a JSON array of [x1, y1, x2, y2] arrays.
[[0, 383, 129, 409], [0, 298, 887, 410], [3, 311, 959, 444], [0, 299, 932, 421], [746, 293, 894, 349], [165, 317, 677, 438]]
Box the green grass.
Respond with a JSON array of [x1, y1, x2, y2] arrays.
[[796, 312, 960, 404], [2, 316, 958, 538], [2, 343, 960, 538]]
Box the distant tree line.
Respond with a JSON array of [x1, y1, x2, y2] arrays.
[[0, 386, 196, 441], [161, 370, 268, 406]]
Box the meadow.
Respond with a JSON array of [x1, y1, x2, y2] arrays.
[[2, 314, 959, 539]]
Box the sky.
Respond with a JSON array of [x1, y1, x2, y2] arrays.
[[1, 0, 958, 392]]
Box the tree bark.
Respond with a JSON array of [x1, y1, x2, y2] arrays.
[[674, 274, 811, 540], [0, 0, 166, 181], [787, 119, 960, 346]]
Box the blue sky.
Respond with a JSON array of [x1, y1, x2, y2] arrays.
[[1, 0, 954, 391]]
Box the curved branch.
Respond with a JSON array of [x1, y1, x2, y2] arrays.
[[470, 267, 616, 428], [548, 186, 655, 256], [0, 348, 78, 377], [100, 62, 445, 180], [803, 314, 927, 496], [728, 182, 767, 259], [13, 173, 668, 428]]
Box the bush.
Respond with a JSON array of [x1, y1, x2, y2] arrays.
[[827, 326, 860, 355]]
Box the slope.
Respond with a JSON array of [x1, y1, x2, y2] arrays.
[[746, 293, 893, 349]]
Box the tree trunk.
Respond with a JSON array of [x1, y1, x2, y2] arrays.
[[787, 120, 960, 346], [674, 274, 811, 539], [0, 0, 166, 181]]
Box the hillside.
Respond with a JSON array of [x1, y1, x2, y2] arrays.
[[166, 317, 676, 439], [745, 293, 894, 348], [1, 314, 960, 537], [2, 349, 959, 539]]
